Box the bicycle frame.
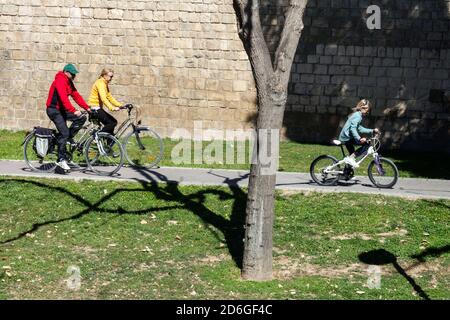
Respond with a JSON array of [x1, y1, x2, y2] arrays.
[[114, 117, 134, 140], [68, 122, 109, 158], [323, 136, 384, 176]]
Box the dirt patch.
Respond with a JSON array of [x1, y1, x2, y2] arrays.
[[273, 255, 367, 280], [72, 246, 102, 261], [404, 260, 450, 277], [330, 228, 408, 241], [273, 255, 449, 281], [195, 254, 230, 265], [331, 233, 373, 241]]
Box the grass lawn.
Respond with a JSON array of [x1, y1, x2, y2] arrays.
[[0, 177, 449, 299], [1, 129, 449, 179]]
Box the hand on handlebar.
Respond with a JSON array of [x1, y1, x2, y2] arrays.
[[374, 128, 380, 134], [120, 103, 133, 109], [360, 137, 367, 144]]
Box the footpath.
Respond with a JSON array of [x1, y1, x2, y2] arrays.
[[1, 160, 449, 200]]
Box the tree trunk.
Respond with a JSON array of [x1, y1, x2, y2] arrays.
[[234, 0, 308, 280], [242, 94, 285, 280]]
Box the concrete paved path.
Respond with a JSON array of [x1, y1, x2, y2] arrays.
[[0, 160, 449, 200]]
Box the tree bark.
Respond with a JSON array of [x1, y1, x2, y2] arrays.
[[234, 0, 308, 280]]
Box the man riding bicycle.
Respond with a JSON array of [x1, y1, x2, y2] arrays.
[[46, 63, 91, 171]]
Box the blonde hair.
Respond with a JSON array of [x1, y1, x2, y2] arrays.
[[352, 99, 371, 113], [99, 68, 114, 79]]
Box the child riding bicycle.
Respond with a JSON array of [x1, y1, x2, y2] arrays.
[[338, 99, 380, 168]]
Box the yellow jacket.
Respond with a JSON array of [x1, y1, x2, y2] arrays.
[[88, 78, 122, 111]]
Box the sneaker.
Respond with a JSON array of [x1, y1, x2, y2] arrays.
[[344, 156, 359, 168], [56, 159, 71, 171]]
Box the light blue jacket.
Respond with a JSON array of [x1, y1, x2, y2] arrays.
[[338, 111, 373, 142]]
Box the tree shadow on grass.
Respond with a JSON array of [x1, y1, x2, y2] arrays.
[[359, 245, 450, 300], [0, 173, 248, 269], [359, 249, 431, 300], [128, 167, 248, 269]]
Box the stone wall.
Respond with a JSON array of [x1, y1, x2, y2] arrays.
[[0, 0, 257, 137], [1, 0, 450, 153], [266, 0, 450, 151]]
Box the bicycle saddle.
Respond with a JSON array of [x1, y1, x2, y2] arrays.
[[332, 139, 342, 146]]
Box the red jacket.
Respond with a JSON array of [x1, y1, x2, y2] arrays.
[[46, 71, 89, 113]]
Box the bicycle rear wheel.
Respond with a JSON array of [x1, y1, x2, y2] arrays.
[[23, 132, 57, 172], [310, 155, 341, 186], [84, 133, 124, 176], [367, 157, 398, 188], [123, 127, 164, 168]]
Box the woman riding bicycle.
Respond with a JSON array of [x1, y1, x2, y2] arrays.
[[88, 68, 128, 135], [338, 99, 379, 168]]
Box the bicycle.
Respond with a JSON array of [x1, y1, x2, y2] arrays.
[[309, 133, 399, 188], [110, 104, 164, 169], [23, 111, 125, 176]]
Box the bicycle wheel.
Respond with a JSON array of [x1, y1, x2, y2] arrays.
[[368, 157, 398, 188], [123, 127, 164, 168], [84, 133, 124, 176], [23, 132, 57, 172], [310, 155, 341, 186]]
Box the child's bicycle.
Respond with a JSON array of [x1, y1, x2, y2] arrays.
[[23, 111, 125, 176], [309, 133, 399, 188]]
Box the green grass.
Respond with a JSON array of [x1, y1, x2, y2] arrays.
[[1, 129, 449, 179], [0, 177, 449, 299]]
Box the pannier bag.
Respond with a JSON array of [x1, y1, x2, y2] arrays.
[[34, 127, 54, 157]]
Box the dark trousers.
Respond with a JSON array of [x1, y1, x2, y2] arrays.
[[46, 108, 86, 161], [345, 140, 369, 158], [94, 108, 118, 135]]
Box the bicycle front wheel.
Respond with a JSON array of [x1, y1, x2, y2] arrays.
[[123, 127, 164, 168], [23, 132, 57, 172], [310, 155, 341, 186], [368, 157, 398, 188], [84, 133, 124, 176]]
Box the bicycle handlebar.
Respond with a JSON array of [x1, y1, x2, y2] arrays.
[[120, 104, 133, 110]]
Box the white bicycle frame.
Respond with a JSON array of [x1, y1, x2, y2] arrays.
[[323, 143, 379, 175]]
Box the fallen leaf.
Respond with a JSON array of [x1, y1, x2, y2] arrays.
[[356, 291, 365, 294], [140, 220, 148, 225], [167, 220, 178, 225], [175, 235, 182, 241]]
